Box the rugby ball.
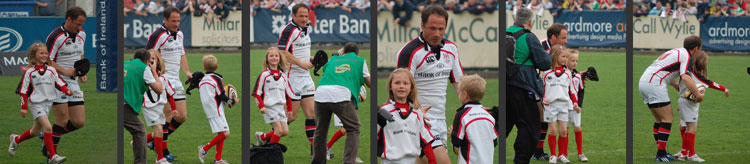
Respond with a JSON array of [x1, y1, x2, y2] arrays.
[[685, 84, 706, 100], [224, 84, 238, 108], [358, 86, 367, 102]]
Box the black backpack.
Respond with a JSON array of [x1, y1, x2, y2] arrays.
[[249, 143, 287, 164], [505, 29, 531, 79]]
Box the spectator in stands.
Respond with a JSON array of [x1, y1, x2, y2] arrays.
[[715, 2, 730, 16], [383, 0, 415, 26], [325, 0, 353, 12], [650, 1, 664, 14], [214, 0, 230, 21], [483, 0, 499, 13], [173, 0, 190, 10], [570, 0, 590, 11], [505, 0, 517, 10], [36, 0, 61, 16], [182, 0, 197, 14], [350, 0, 370, 11], [233, 0, 243, 11], [732, 2, 745, 15], [465, 0, 486, 14], [251, 0, 261, 15], [636, 4, 650, 16], [135, 0, 151, 16], [661, 3, 672, 17], [745, 3, 750, 15], [200, 0, 213, 15], [445, 0, 462, 12], [550, 2, 564, 16], [418, 0, 444, 11], [125, 0, 136, 16], [149, 0, 165, 15]]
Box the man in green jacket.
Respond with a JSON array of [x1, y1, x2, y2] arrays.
[[123, 49, 163, 164], [311, 43, 371, 164]]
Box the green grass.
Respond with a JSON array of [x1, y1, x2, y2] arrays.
[[502, 51, 628, 163], [633, 53, 750, 163], [0, 69, 117, 163], [250, 50, 372, 163], [122, 53, 243, 163]]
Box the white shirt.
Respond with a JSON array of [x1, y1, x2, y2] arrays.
[[314, 63, 370, 103], [452, 103, 497, 164], [146, 26, 186, 80], [46, 25, 86, 79], [277, 21, 312, 77], [396, 36, 464, 119], [17, 65, 68, 103], [199, 72, 227, 118], [542, 67, 576, 104], [144, 75, 175, 108], [377, 100, 434, 160], [253, 68, 294, 107], [569, 71, 583, 110], [639, 48, 693, 85]]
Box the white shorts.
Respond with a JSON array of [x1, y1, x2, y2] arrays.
[[143, 104, 167, 127], [639, 81, 670, 105], [288, 76, 315, 100], [680, 120, 687, 126], [678, 98, 700, 123], [30, 101, 53, 119], [426, 118, 447, 147], [568, 110, 581, 127], [333, 114, 343, 127], [381, 156, 416, 164], [208, 116, 229, 133], [544, 101, 570, 122], [262, 104, 288, 124], [54, 78, 84, 103], [167, 78, 186, 100]]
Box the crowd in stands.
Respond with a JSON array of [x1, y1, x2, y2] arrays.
[[124, 0, 240, 21], [248, 0, 370, 16], [634, 0, 750, 22]]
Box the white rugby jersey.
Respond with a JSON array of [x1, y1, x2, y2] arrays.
[[542, 67, 578, 104], [252, 68, 293, 111], [143, 75, 175, 108], [451, 103, 497, 164], [570, 71, 584, 109], [639, 48, 693, 85], [377, 100, 435, 160], [46, 25, 86, 78], [199, 72, 227, 118], [16, 65, 70, 109], [277, 21, 312, 77], [396, 36, 464, 119], [678, 72, 727, 99], [146, 26, 186, 79]]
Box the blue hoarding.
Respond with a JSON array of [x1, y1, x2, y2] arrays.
[[555, 11, 627, 47], [253, 8, 370, 43], [700, 16, 750, 51], [0, 17, 97, 62]]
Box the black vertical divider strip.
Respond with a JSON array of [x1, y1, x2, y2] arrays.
[[498, 1, 507, 163], [626, 0, 634, 163], [242, 0, 251, 163], [369, 0, 378, 163], [117, 0, 124, 163]]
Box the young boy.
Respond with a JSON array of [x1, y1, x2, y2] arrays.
[[451, 74, 497, 164], [196, 55, 236, 164], [567, 49, 588, 162]]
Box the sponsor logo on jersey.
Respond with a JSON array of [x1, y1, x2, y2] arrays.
[[335, 64, 351, 73]]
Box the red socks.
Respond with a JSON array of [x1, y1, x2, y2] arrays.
[[203, 133, 227, 151], [559, 136, 569, 157], [270, 134, 281, 143], [155, 137, 164, 160], [15, 129, 32, 144], [43, 132, 56, 159], [146, 133, 153, 142], [261, 130, 275, 141], [686, 132, 696, 156], [575, 131, 583, 155], [216, 138, 224, 161], [327, 129, 345, 148], [548, 134, 557, 156]]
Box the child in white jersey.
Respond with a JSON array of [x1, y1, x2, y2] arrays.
[[9, 43, 72, 164], [377, 68, 436, 164], [143, 49, 174, 164], [541, 45, 580, 163], [253, 47, 293, 145]]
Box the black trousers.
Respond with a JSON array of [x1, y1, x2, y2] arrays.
[[506, 86, 541, 164]]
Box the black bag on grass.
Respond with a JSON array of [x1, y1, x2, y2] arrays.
[[249, 143, 287, 164]]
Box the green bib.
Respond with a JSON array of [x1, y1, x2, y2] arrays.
[[318, 52, 366, 108], [507, 26, 533, 66], [123, 59, 149, 114]]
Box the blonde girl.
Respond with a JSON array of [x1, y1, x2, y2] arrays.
[[253, 47, 293, 145], [541, 45, 580, 163]]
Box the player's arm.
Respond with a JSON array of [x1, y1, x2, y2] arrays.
[[46, 34, 76, 77], [363, 62, 371, 88], [681, 74, 703, 102], [692, 72, 729, 97], [277, 28, 312, 69], [16, 70, 32, 111], [145, 65, 163, 94], [252, 74, 266, 109], [50, 68, 71, 94], [421, 137, 437, 164], [449, 48, 465, 96], [180, 55, 192, 79]]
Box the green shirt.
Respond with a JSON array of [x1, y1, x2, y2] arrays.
[[318, 52, 366, 108], [507, 26, 533, 66], [123, 59, 149, 114]]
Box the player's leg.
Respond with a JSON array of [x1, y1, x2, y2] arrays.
[[557, 121, 569, 159], [301, 96, 316, 151], [547, 121, 559, 160], [651, 104, 674, 159], [36, 115, 58, 160], [327, 115, 346, 149], [152, 124, 165, 161], [288, 101, 301, 123], [677, 120, 688, 159], [685, 122, 698, 159], [270, 121, 288, 143], [163, 99, 186, 159], [50, 103, 69, 152]]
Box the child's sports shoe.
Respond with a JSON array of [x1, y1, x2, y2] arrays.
[[198, 145, 208, 163], [48, 154, 67, 164], [214, 159, 229, 164], [8, 134, 18, 157]]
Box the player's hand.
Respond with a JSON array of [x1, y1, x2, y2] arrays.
[[286, 111, 293, 118], [298, 61, 313, 70], [420, 105, 432, 115], [171, 110, 178, 116], [542, 100, 550, 106], [20, 110, 26, 118], [232, 97, 238, 106], [79, 75, 87, 83], [574, 103, 581, 113], [724, 89, 730, 97], [260, 107, 267, 114], [65, 90, 73, 96], [447, 126, 453, 136], [693, 93, 704, 103], [186, 72, 193, 79]]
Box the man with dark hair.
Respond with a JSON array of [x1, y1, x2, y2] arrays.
[[639, 35, 704, 162], [124, 49, 165, 164], [44, 6, 88, 158], [312, 42, 370, 164], [144, 6, 188, 161], [277, 3, 318, 156], [533, 22, 567, 161], [396, 5, 462, 164], [506, 7, 552, 164]]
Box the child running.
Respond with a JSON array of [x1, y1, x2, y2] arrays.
[[253, 47, 293, 145], [197, 55, 236, 164]]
